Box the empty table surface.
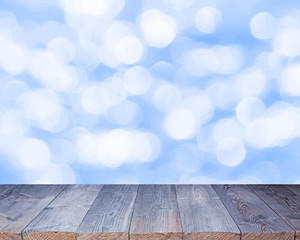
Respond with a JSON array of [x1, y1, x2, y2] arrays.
[[0, 184, 298, 240]]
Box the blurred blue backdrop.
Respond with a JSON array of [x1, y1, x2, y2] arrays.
[[0, 0, 300, 184]]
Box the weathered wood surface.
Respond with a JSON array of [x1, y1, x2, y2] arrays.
[[77, 184, 138, 240], [0, 185, 17, 197], [0, 184, 299, 240], [0, 185, 65, 240], [176, 184, 240, 240], [285, 185, 300, 197], [213, 184, 295, 240], [130, 184, 182, 240], [22, 185, 103, 240], [250, 185, 300, 239]]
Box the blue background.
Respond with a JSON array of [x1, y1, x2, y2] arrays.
[[0, 0, 300, 184]]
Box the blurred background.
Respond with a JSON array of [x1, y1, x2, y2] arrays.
[[0, 0, 300, 184]]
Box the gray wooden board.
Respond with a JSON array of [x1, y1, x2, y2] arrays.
[[0, 185, 17, 198], [285, 185, 300, 197], [130, 184, 183, 240], [175, 184, 240, 240], [77, 184, 138, 240], [213, 185, 295, 240], [0, 184, 65, 240], [99, 184, 138, 193], [0, 184, 298, 240], [22, 184, 103, 240], [250, 185, 300, 239]]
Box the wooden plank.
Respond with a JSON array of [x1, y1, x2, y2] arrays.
[[250, 185, 300, 239], [0, 184, 65, 240], [175, 184, 240, 240], [0, 185, 18, 198], [129, 184, 182, 240], [285, 185, 300, 197], [99, 184, 138, 193], [213, 185, 294, 240], [23, 184, 103, 240], [77, 184, 138, 240]]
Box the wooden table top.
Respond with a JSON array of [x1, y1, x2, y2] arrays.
[[0, 184, 299, 240]]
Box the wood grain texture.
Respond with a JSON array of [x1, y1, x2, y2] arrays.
[[0, 184, 65, 240], [77, 184, 138, 240], [250, 185, 300, 239], [130, 184, 182, 240], [22, 184, 103, 240], [0, 184, 298, 240], [175, 185, 240, 240], [213, 185, 295, 240], [285, 185, 300, 197], [0, 185, 17, 198]]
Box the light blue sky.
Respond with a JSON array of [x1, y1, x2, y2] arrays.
[[0, 0, 300, 184]]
